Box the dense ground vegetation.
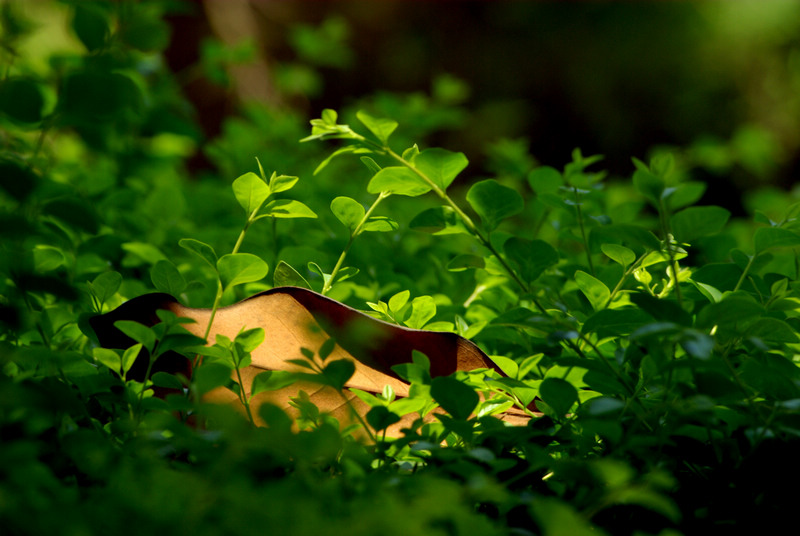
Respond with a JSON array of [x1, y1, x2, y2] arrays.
[[2, 2, 800, 534]]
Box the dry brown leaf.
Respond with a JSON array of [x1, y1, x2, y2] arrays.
[[91, 286, 531, 436]]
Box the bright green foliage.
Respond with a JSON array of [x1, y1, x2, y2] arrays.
[[2, 3, 800, 535]]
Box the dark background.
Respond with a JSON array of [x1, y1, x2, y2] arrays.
[[164, 1, 800, 213]]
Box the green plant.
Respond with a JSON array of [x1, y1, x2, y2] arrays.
[[3, 2, 800, 535]]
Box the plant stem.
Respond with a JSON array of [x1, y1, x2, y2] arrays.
[[658, 200, 683, 307], [733, 254, 756, 292], [572, 186, 594, 276], [322, 191, 391, 295], [196, 207, 259, 367], [384, 148, 535, 300], [602, 253, 648, 309], [234, 364, 255, 425]]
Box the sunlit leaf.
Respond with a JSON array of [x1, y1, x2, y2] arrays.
[[414, 148, 468, 191], [217, 253, 269, 291], [368, 167, 430, 197]]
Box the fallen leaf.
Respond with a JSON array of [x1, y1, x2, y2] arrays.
[[91, 286, 532, 435]]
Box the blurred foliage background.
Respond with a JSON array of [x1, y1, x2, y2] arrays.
[[161, 0, 800, 211], [8, 0, 800, 203]]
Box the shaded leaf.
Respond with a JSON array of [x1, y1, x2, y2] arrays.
[[366, 406, 402, 431], [88, 271, 122, 304], [330, 196, 364, 234], [273, 261, 311, 289], [754, 227, 800, 254], [179, 238, 218, 270], [539, 377, 578, 416], [466, 179, 524, 231], [150, 260, 186, 295], [670, 205, 730, 242], [409, 206, 469, 235], [575, 270, 610, 311], [505, 237, 559, 282], [431, 376, 479, 420], [527, 166, 563, 195], [114, 321, 155, 354]]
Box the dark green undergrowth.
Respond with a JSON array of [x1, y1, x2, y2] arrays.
[[2, 2, 800, 535]]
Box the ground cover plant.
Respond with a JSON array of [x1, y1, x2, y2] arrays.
[[2, 2, 800, 535]]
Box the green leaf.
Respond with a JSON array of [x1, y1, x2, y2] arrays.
[[366, 406, 401, 432], [431, 376, 478, 420], [72, 4, 109, 51], [362, 216, 398, 232], [696, 296, 764, 329], [0, 77, 44, 123], [754, 227, 800, 254], [360, 156, 382, 175], [466, 179, 524, 231], [92, 348, 121, 375], [574, 270, 610, 311], [122, 242, 166, 265], [330, 196, 364, 234], [121, 343, 142, 376], [150, 260, 186, 295], [236, 328, 265, 353], [589, 224, 661, 254], [504, 237, 559, 282], [314, 146, 361, 175], [405, 296, 436, 329], [665, 181, 706, 211], [179, 238, 218, 270], [322, 359, 355, 390], [601, 244, 636, 268], [633, 168, 665, 206], [356, 110, 398, 145], [745, 317, 799, 343], [33, 246, 65, 272], [152, 371, 184, 390], [268, 174, 299, 194], [273, 261, 311, 289], [527, 166, 563, 195], [259, 199, 317, 219], [388, 290, 410, 313], [114, 321, 156, 354], [332, 266, 359, 285], [670, 206, 730, 242], [409, 206, 470, 235], [489, 354, 519, 378], [447, 254, 485, 272], [322, 108, 338, 125], [89, 271, 122, 304], [233, 171, 269, 214], [193, 363, 233, 396], [307, 262, 331, 287], [368, 167, 430, 197], [414, 148, 469, 191], [251, 370, 297, 397], [582, 308, 654, 338], [539, 377, 578, 417], [217, 253, 269, 291]]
